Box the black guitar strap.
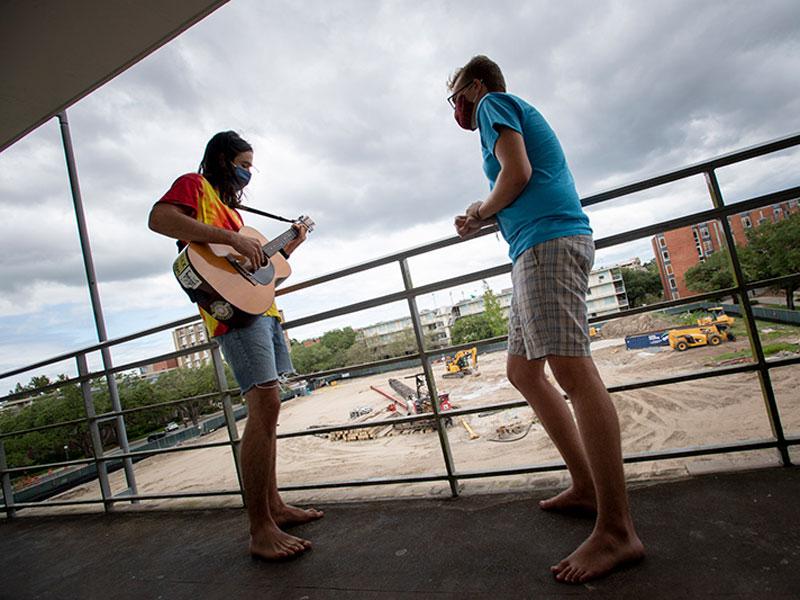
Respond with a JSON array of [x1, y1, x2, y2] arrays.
[[238, 204, 297, 224]]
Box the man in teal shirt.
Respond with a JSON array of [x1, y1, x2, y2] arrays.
[[449, 55, 643, 584]]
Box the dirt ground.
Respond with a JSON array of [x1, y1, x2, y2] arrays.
[[45, 328, 800, 513]]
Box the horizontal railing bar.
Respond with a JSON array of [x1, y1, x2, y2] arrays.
[[0, 498, 106, 510], [2, 456, 96, 473], [766, 355, 800, 369], [0, 417, 89, 440], [589, 288, 739, 324], [0, 342, 219, 404], [282, 186, 798, 334], [277, 473, 451, 492], [746, 272, 800, 291], [285, 336, 509, 383], [287, 353, 423, 382], [581, 132, 800, 206], [277, 412, 442, 439], [594, 186, 800, 250], [94, 440, 236, 462], [606, 363, 759, 393], [0, 314, 203, 382], [277, 226, 499, 296], [95, 391, 236, 422], [107, 490, 242, 502]]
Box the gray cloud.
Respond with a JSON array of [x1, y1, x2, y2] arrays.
[[1, 0, 799, 375]]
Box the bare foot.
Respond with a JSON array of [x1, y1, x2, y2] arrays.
[[551, 528, 644, 584], [273, 504, 325, 527], [249, 524, 312, 561], [539, 486, 597, 516]]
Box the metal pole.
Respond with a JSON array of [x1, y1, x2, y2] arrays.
[[57, 111, 138, 499], [211, 344, 245, 502], [0, 440, 15, 519], [705, 170, 791, 466], [400, 259, 460, 497], [77, 353, 113, 511]]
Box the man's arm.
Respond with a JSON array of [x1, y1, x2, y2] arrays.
[[467, 127, 532, 221], [148, 203, 266, 268]]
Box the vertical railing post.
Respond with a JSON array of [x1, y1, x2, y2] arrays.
[[0, 439, 15, 520], [58, 111, 138, 499], [77, 353, 113, 511], [399, 258, 460, 497], [705, 169, 790, 466], [211, 343, 245, 502]]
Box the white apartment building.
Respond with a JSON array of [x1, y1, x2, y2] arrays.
[[586, 265, 629, 317], [172, 321, 211, 369]]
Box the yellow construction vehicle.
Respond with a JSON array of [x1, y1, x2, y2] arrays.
[[443, 347, 478, 378], [697, 307, 735, 329], [669, 325, 729, 351]]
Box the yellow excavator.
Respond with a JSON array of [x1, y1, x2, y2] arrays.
[[443, 347, 478, 378]]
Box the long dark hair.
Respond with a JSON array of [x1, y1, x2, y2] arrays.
[[199, 131, 253, 207]]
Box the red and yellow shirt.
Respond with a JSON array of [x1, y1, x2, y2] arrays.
[[158, 173, 280, 336]]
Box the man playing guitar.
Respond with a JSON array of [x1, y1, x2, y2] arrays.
[[148, 130, 321, 560]]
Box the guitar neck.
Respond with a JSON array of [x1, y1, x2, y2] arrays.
[[262, 227, 297, 257]]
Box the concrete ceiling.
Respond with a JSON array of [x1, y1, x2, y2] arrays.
[[0, 0, 229, 152]]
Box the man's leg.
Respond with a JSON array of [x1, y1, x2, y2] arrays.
[[506, 353, 596, 513], [240, 382, 311, 559], [547, 355, 644, 583], [265, 418, 324, 527]]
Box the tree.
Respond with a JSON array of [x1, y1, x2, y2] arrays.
[[684, 249, 748, 296], [745, 212, 800, 309], [451, 314, 495, 344], [620, 261, 664, 307], [451, 286, 508, 344]]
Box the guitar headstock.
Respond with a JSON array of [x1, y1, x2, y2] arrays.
[[296, 215, 315, 233]]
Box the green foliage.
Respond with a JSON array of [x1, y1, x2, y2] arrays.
[[620, 261, 664, 307], [0, 364, 230, 472], [451, 287, 508, 344], [290, 327, 360, 374], [744, 212, 800, 309], [684, 249, 748, 294], [685, 213, 800, 308], [451, 314, 495, 344]]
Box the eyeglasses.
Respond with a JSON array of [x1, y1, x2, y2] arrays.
[[447, 79, 477, 108]]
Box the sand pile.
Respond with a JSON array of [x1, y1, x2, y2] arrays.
[[599, 313, 674, 338]]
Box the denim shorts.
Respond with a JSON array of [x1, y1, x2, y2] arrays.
[[216, 316, 294, 393]]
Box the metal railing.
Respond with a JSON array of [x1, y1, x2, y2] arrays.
[[2, 133, 799, 517]]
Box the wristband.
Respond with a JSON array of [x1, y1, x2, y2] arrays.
[[279, 249, 289, 258], [476, 205, 483, 220]]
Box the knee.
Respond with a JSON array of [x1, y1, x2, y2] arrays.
[[507, 359, 548, 391], [549, 361, 592, 399], [247, 381, 281, 413]]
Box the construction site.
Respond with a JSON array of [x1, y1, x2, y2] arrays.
[[43, 305, 799, 510]]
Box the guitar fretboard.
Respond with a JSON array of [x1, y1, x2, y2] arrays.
[[263, 228, 297, 257]]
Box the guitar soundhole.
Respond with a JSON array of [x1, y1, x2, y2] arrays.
[[252, 263, 275, 285]]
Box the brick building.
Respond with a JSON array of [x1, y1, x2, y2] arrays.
[[652, 199, 799, 300]]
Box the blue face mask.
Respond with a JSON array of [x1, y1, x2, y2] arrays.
[[233, 165, 251, 188]]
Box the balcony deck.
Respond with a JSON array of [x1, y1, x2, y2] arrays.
[[2, 466, 798, 599]]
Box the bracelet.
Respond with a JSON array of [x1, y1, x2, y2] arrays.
[[279, 249, 289, 258], [476, 205, 483, 220]]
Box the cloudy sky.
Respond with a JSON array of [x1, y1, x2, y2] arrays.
[[1, 0, 799, 388]]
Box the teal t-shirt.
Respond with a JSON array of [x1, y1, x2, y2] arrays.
[[477, 92, 592, 261]]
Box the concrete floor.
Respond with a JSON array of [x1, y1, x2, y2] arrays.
[[1, 467, 799, 599]]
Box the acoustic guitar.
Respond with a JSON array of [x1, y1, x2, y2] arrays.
[[172, 216, 314, 326]]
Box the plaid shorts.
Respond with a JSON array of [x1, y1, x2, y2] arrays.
[[508, 235, 595, 360]]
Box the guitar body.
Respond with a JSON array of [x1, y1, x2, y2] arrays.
[[173, 226, 292, 324]]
